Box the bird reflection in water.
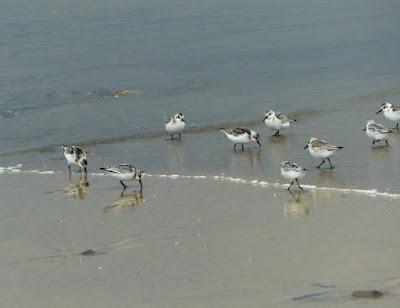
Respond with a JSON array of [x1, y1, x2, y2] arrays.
[[282, 190, 310, 219], [104, 190, 144, 213], [62, 176, 90, 200], [231, 147, 261, 167]]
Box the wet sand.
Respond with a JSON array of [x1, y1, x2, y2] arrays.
[[1, 172, 400, 307]]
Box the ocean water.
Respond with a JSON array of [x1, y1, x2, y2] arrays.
[[1, 0, 400, 190]]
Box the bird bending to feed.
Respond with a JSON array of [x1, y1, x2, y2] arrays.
[[165, 112, 186, 140], [304, 137, 343, 169], [280, 161, 306, 191], [100, 164, 143, 194], [364, 119, 392, 146], [62, 145, 88, 178], [220, 127, 261, 151], [377, 102, 400, 129], [264, 109, 296, 137]]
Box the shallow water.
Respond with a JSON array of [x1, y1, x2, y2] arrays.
[[1, 0, 400, 154]]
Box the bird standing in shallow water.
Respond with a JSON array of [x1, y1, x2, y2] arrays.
[[264, 109, 296, 137], [364, 119, 392, 146], [165, 112, 186, 140], [304, 137, 343, 169], [62, 145, 88, 178], [100, 164, 143, 195], [376, 102, 400, 129], [280, 161, 306, 191], [220, 128, 261, 151]]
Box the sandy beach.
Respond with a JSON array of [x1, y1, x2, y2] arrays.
[[1, 170, 400, 307]]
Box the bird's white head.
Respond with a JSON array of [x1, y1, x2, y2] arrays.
[[264, 109, 275, 118], [377, 102, 392, 114]]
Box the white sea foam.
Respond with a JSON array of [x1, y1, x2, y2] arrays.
[[0, 166, 399, 199]]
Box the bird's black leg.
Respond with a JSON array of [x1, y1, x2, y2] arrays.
[[317, 159, 325, 169], [234, 144, 237, 151], [170, 134, 174, 140], [120, 180, 127, 189], [241, 144, 244, 151], [396, 123, 399, 129], [68, 165, 72, 179], [274, 131, 280, 137], [120, 181, 127, 196], [327, 158, 334, 169], [179, 133, 182, 139], [287, 181, 294, 191], [372, 140, 376, 145], [84, 166, 87, 174], [385, 139, 389, 147], [296, 178, 305, 191], [139, 179, 143, 191]]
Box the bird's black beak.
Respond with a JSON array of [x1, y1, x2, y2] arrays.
[[304, 145, 308, 149], [376, 109, 382, 114], [362, 128, 366, 131], [257, 139, 261, 147]]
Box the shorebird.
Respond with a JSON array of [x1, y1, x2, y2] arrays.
[[220, 128, 261, 151], [364, 119, 392, 146], [304, 137, 343, 169], [264, 109, 296, 136], [280, 161, 306, 191], [62, 145, 88, 178], [100, 164, 143, 194], [376, 102, 400, 129], [165, 112, 186, 140]]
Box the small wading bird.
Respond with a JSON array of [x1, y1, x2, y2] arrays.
[[62, 145, 88, 178], [100, 164, 143, 195], [363, 119, 392, 146], [220, 127, 261, 151], [280, 161, 306, 192], [264, 109, 296, 137], [376, 102, 400, 129], [304, 137, 343, 169], [165, 112, 186, 140]]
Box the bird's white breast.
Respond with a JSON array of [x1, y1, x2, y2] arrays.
[[384, 109, 400, 121], [281, 169, 305, 180], [226, 133, 251, 144], [308, 147, 333, 158], [264, 117, 289, 130], [165, 121, 185, 133]]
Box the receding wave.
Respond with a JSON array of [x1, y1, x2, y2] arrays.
[[0, 108, 340, 157], [1, 165, 399, 199]]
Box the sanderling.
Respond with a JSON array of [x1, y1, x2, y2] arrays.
[[62, 145, 88, 177], [100, 164, 143, 193], [304, 137, 343, 169], [280, 161, 306, 191], [363, 119, 392, 146], [376, 102, 400, 129], [220, 127, 261, 151], [165, 112, 186, 140], [264, 109, 296, 136]]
